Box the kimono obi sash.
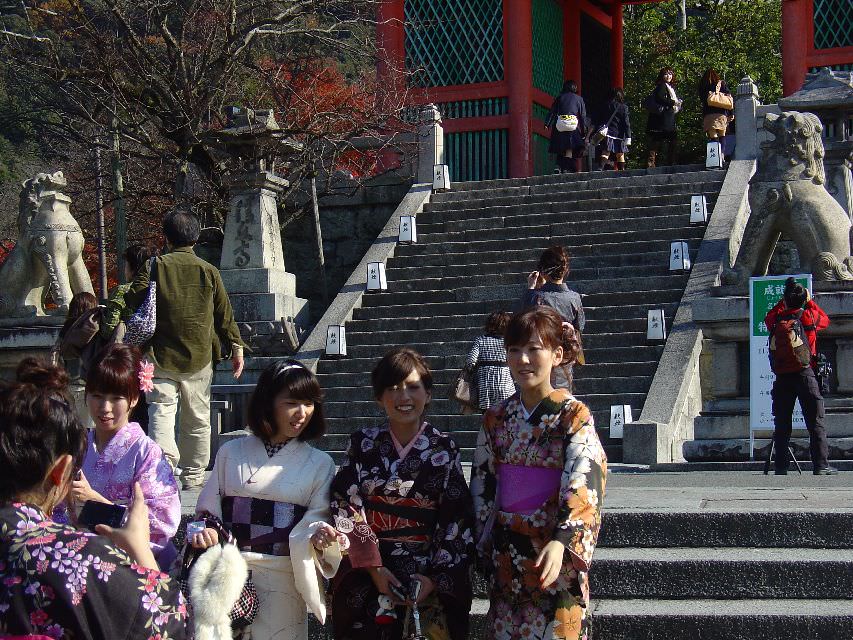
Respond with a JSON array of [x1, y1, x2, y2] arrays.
[[364, 496, 438, 542], [497, 463, 562, 515], [221, 496, 307, 556]]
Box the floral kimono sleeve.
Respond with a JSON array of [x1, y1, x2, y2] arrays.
[[425, 439, 475, 600], [134, 439, 181, 551], [329, 433, 381, 568], [470, 408, 500, 561], [553, 402, 607, 571]]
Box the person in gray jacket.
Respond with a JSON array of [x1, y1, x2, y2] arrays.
[[520, 246, 585, 388]]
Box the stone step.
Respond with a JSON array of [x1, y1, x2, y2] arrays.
[[694, 413, 853, 440], [390, 224, 705, 257], [590, 598, 853, 640], [320, 374, 651, 403], [415, 209, 703, 246], [345, 313, 657, 334], [387, 250, 693, 278], [392, 235, 703, 264], [315, 361, 659, 386], [420, 187, 720, 220], [354, 296, 682, 321], [598, 511, 853, 548], [321, 394, 647, 419], [383, 269, 691, 295], [592, 547, 853, 599], [683, 437, 853, 462], [435, 166, 721, 203]]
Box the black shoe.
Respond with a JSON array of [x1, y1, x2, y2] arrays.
[[774, 469, 788, 476], [813, 466, 839, 475]]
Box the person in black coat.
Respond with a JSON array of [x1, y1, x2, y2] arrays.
[[698, 68, 733, 141], [545, 80, 588, 173], [646, 66, 682, 167], [598, 87, 631, 171]]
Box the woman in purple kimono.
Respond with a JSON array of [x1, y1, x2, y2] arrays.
[[329, 347, 475, 640], [66, 343, 181, 569], [471, 308, 607, 640], [0, 359, 186, 639]]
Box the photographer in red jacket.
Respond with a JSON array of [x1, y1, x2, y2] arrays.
[[764, 278, 835, 475]]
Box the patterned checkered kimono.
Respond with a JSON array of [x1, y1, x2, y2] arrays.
[[196, 435, 342, 640]]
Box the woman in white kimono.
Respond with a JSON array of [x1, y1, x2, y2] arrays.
[[193, 359, 346, 640]]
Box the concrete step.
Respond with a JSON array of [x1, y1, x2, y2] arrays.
[[321, 394, 647, 419], [435, 166, 721, 203], [387, 250, 695, 279], [694, 413, 853, 439], [590, 599, 853, 640], [392, 236, 703, 264], [390, 224, 705, 257], [683, 436, 853, 462], [345, 314, 658, 335], [414, 211, 703, 249], [420, 188, 720, 221], [592, 547, 853, 599], [316, 361, 659, 386], [383, 269, 691, 295], [599, 511, 853, 548]]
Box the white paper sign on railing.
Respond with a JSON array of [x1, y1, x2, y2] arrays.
[[366, 262, 388, 291], [647, 309, 667, 341], [669, 240, 691, 271], [433, 164, 451, 191], [399, 215, 417, 243], [690, 195, 708, 224], [609, 404, 633, 439], [325, 325, 347, 356], [706, 140, 723, 168]]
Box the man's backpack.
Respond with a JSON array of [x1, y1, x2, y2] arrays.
[[768, 309, 813, 374]]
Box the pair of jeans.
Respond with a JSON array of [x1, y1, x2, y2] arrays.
[[771, 367, 829, 470]]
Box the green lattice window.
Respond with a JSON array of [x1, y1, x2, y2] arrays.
[[437, 98, 508, 119], [533, 102, 552, 123], [445, 129, 508, 181], [532, 0, 564, 96], [814, 0, 853, 50], [405, 0, 504, 87]]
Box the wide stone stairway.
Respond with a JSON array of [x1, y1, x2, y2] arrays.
[[316, 165, 725, 463]]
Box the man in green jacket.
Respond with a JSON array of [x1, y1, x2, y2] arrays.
[[125, 209, 244, 489]]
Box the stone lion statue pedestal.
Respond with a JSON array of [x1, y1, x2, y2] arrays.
[[0, 171, 95, 380]]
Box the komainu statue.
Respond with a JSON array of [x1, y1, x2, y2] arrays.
[[0, 171, 94, 317], [723, 111, 853, 285]]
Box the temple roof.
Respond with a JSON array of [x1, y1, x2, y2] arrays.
[[779, 67, 853, 110]]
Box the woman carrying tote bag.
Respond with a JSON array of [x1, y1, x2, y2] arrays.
[[699, 68, 734, 142], [545, 80, 588, 174]]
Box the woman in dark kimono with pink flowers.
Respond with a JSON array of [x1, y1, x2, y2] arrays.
[[329, 347, 475, 640]]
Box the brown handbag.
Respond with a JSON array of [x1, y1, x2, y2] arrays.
[[707, 82, 733, 110]]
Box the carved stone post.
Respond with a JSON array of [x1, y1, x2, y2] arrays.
[[417, 104, 444, 184], [734, 76, 760, 161]]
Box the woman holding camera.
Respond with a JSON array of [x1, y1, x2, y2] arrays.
[[0, 359, 187, 639]]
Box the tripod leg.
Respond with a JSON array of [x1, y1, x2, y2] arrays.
[[790, 446, 803, 474]]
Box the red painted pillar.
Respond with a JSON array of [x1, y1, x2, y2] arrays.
[[782, 0, 809, 96], [610, 2, 624, 88], [504, 0, 534, 177], [376, 1, 406, 95], [564, 0, 582, 90]]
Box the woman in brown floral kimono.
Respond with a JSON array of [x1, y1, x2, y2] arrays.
[[330, 347, 475, 640], [471, 308, 607, 640]]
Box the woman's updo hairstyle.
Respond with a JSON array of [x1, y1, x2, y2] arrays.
[[505, 307, 581, 366], [538, 245, 570, 281], [86, 343, 143, 404], [0, 359, 86, 502]]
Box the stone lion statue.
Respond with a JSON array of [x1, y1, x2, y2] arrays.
[[0, 171, 94, 317], [723, 111, 853, 285]]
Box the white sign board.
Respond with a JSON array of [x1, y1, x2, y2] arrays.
[[749, 274, 811, 458]]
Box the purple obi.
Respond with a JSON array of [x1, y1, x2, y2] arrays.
[[497, 463, 562, 515], [221, 496, 307, 556]]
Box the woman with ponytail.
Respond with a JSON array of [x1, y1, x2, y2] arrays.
[[0, 359, 187, 639], [471, 307, 607, 640]]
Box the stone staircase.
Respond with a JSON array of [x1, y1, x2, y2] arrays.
[[316, 165, 726, 463], [588, 498, 853, 638]]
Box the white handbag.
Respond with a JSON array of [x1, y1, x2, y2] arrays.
[[555, 114, 578, 132]]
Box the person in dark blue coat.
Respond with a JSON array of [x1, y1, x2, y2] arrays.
[[598, 87, 631, 171], [545, 80, 588, 173]]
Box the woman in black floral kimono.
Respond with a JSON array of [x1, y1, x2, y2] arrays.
[[0, 359, 186, 640], [330, 347, 474, 640]]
